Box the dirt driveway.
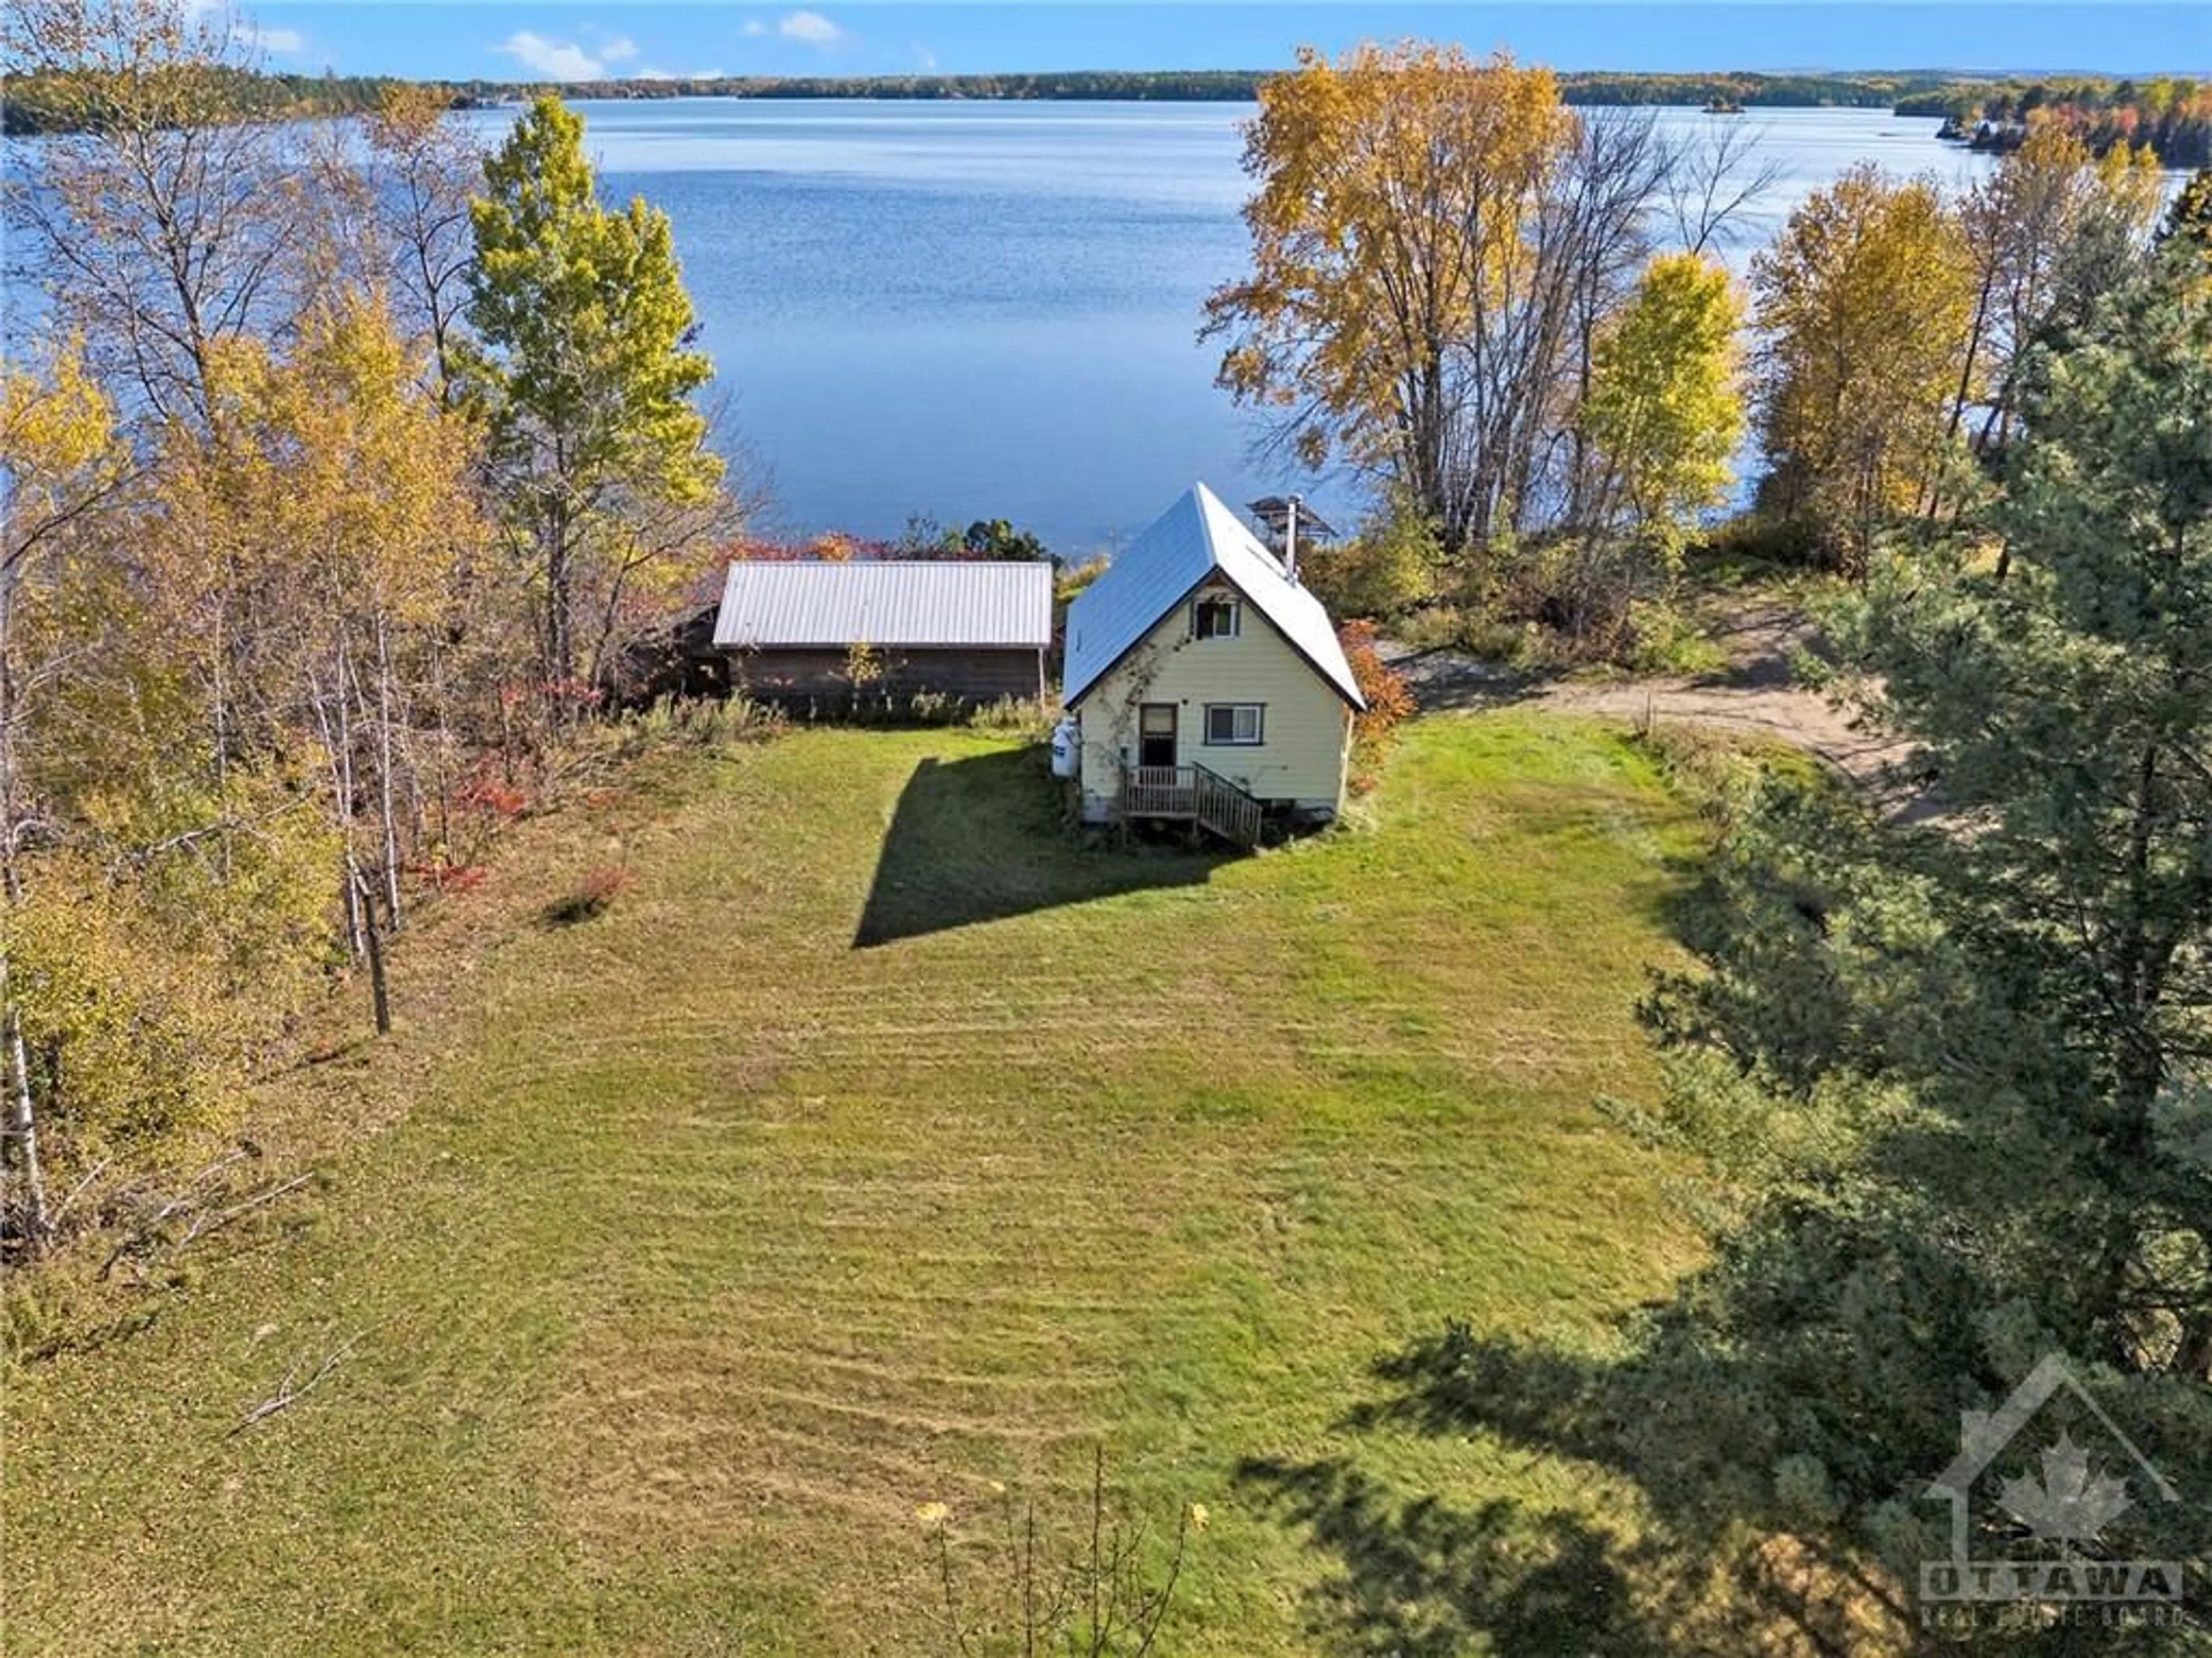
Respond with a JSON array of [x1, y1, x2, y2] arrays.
[[1384, 601, 1925, 804]]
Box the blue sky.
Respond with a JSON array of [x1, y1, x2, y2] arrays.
[[239, 4, 2210, 83]]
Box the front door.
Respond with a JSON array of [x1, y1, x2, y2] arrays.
[[1138, 703, 1177, 768]]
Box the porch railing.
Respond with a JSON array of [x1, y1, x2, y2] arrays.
[[1123, 764, 1194, 817], [1191, 762, 1264, 849], [1116, 761, 1263, 849]]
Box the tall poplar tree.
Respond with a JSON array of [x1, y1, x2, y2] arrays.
[[1580, 251, 1746, 557], [464, 96, 722, 700]]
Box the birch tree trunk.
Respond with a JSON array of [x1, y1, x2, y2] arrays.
[[355, 871, 392, 1037], [2, 979, 50, 1250], [0, 567, 49, 1249], [374, 612, 403, 932]]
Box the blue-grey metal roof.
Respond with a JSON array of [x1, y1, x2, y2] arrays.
[[712, 560, 1052, 651], [1062, 483, 1366, 710]]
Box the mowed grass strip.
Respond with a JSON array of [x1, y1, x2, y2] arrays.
[[9, 713, 1707, 1655]]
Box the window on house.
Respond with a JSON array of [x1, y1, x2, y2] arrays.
[[1194, 597, 1241, 640], [1203, 704, 1264, 745]]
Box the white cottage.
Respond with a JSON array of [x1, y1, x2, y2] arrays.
[[1060, 484, 1366, 843]]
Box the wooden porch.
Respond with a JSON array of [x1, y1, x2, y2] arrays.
[[1119, 762, 1264, 849]]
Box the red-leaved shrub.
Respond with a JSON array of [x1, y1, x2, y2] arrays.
[[1340, 620, 1415, 783], [578, 864, 632, 912], [543, 863, 636, 927]]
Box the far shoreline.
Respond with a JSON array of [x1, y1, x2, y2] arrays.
[[9, 63, 2204, 167]]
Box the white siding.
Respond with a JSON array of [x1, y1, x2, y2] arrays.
[[1074, 581, 1353, 822]]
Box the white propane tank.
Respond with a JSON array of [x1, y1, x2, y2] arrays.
[[1050, 715, 1080, 779]]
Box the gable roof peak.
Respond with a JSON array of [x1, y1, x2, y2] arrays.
[[1061, 482, 1363, 710]]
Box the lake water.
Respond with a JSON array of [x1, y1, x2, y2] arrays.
[[491, 101, 1994, 551]]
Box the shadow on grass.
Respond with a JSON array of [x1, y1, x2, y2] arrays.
[[1237, 1326, 1665, 1658], [540, 894, 613, 928], [1382, 644, 1554, 715], [1239, 1327, 1909, 1657], [853, 749, 1232, 948], [1237, 1451, 1650, 1656]]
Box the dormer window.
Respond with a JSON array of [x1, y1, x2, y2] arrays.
[[1194, 596, 1241, 640]]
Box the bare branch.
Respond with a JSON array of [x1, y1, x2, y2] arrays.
[[1665, 120, 1786, 257], [232, 1329, 365, 1435], [46, 1156, 111, 1228], [172, 1171, 314, 1253], [93, 1145, 317, 1280]]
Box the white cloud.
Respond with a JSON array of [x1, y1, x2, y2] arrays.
[[778, 10, 843, 47], [743, 18, 767, 36], [913, 43, 937, 72], [190, 3, 303, 58], [237, 22, 304, 55], [498, 30, 610, 82], [599, 35, 639, 64]]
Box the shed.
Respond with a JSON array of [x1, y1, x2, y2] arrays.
[[712, 560, 1054, 704]]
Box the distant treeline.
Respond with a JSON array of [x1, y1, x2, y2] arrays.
[[7, 64, 2207, 164], [1567, 71, 1937, 108], [450, 69, 1956, 109], [1898, 75, 2211, 168], [1, 65, 399, 132]]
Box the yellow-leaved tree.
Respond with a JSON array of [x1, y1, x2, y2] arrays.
[[2, 337, 357, 1250], [1205, 42, 1744, 579], [161, 295, 491, 1031], [1947, 123, 2166, 487], [2, 341, 130, 1242], [1203, 43, 1579, 557], [1751, 164, 1977, 571], [1581, 251, 1747, 566]]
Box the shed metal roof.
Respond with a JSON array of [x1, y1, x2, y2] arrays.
[[712, 560, 1052, 651], [1062, 484, 1366, 710]]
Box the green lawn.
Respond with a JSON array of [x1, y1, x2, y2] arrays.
[[9, 713, 1714, 1655]]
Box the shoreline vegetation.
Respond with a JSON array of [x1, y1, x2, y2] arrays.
[[6, 64, 2208, 165]]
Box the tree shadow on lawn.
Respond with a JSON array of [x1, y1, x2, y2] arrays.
[[1237, 1450, 1650, 1656], [853, 749, 1233, 948], [1381, 643, 1552, 715], [1238, 1328, 1907, 1657]]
